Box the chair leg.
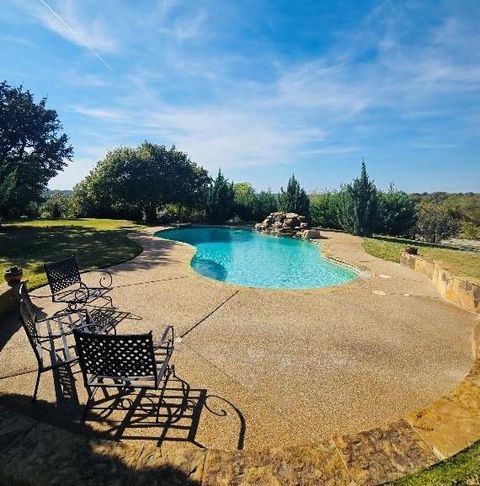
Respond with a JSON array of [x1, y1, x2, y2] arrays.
[[32, 370, 41, 402], [82, 386, 95, 422]]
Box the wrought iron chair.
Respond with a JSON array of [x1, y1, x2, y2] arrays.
[[73, 326, 175, 421], [19, 283, 108, 401], [44, 255, 113, 310]]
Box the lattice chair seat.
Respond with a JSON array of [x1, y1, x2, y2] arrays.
[[73, 326, 175, 421], [44, 255, 113, 310], [19, 283, 114, 401]]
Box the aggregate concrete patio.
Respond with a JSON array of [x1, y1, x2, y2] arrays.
[[0, 229, 478, 456]]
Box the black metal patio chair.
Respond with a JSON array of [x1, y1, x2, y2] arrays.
[[73, 326, 175, 421], [44, 255, 113, 310], [19, 283, 110, 401]]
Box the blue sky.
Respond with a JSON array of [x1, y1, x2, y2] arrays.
[[1, 0, 479, 193]]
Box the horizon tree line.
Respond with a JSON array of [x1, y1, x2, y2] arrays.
[[0, 79, 475, 242]]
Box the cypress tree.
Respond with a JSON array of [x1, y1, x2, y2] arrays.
[[206, 170, 235, 223], [337, 161, 378, 236], [278, 174, 310, 217]]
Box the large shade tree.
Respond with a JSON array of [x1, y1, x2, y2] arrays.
[[72, 142, 209, 223], [0, 81, 73, 217]]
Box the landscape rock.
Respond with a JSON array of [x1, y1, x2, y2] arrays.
[[255, 212, 317, 238]]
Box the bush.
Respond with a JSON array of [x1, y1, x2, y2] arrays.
[[377, 185, 416, 237], [416, 203, 461, 243], [460, 222, 480, 240], [233, 182, 256, 221], [310, 192, 341, 229], [251, 191, 278, 221]]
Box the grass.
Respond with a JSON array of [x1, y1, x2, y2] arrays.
[[363, 236, 480, 284], [0, 218, 143, 289], [391, 440, 480, 485]]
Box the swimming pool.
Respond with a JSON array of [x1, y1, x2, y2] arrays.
[[156, 227, 357, 289]]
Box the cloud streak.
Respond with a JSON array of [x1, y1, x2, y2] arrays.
[[36, 0, 115, 72]]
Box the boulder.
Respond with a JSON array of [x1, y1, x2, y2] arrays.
[[255, 212, 310, 237], [300, 229, 321, 240]]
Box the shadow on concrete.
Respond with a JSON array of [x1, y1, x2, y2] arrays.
[[0, 366, 246, 451], [0, 310, 21, 353], [0, 394, 203, 485]]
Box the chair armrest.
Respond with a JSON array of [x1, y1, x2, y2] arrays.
[[80, 269, 113, 289], [36, 309, 91, 338]]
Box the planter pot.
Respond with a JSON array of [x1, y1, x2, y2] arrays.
[[4, 268, 23, 287]]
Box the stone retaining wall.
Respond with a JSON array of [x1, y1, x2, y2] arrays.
[[400, 253, 480, 314]]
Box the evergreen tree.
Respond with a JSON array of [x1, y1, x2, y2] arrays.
[[337, 161, 378, 236], [278, 175, 310, 217], [205, 170, 235, 223]]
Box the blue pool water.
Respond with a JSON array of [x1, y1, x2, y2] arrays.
[[156, 227, 357, 289]]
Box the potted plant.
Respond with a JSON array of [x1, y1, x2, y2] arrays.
[[404, 245, 418, 255], [4, 266, 23, 287]]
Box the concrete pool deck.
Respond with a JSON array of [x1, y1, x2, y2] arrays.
[[1, 228, 479, 483]]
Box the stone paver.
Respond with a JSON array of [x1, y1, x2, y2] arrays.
[[202, 440, 353, 486], [405, 396, 480, 459], [333, 419, 439, 485]]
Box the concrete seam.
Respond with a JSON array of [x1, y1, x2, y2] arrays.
[[181, 290, 241, 339]]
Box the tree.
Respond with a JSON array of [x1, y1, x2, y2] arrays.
[[377, 184, 416, 237], [278, 175, 310, 217], [251, 190, 278, 221], [310, 192, 341, 229], [336, 161, 378, 236], [0, 81, 73, 217], [71, 142, 209, 223], [416, 203, 461, 243], [205, 170, 235, 223], [233, 182, 256, 221], [39, 190, 74, 219]]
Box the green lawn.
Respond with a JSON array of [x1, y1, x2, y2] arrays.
[[0, 219, 143, 289], [391, 440, 480, 485], [363, 237, 480, 284]]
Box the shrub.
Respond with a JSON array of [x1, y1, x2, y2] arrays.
[[416, 203, 461, 243], [377, 185, 416, 237], [310, 192, 341, 228]]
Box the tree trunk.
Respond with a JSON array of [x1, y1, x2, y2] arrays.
[[144, 202, 157, 224]]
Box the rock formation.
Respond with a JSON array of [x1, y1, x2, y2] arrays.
[[254, 212, 321, 239]]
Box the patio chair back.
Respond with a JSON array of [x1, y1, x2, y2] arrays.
[[18, 283, 42, 368], [74, 330, 159, 389], [44, 255, 82, 297]]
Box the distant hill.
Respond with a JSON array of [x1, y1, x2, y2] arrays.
[[44, 189, 72, 197], [411, 192, 480, 224]]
